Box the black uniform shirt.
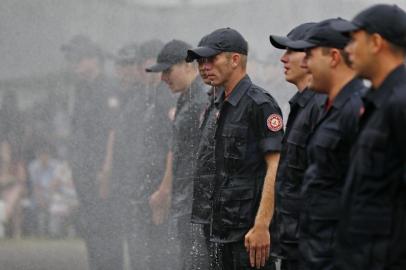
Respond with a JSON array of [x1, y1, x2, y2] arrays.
[[171, 77, 207, 218], [211, 75, 283, 243], [112, 81, 176, 203], [69, 75, 115, 204], [336, 65, 406, 269], [299, 78, 364, 269], [111, 83, 147, 197], [271, 88, 324, 259], [191, 87, 220, 225], [277, 89, 324, 198]]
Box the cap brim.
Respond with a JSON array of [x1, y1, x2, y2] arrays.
[[269, 35, 291, 49], [186, 47, 221, 62], [145, 62, 172, 73], [285, 39, 317, 50], [330, 20, 360, 33]]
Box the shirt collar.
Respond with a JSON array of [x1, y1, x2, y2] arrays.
[[332, 77, 364, 109], [289, 87, 316, 108], [215, 75, 252, 107], [364, 64, 406, 108]]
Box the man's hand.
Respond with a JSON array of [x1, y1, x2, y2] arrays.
[[97, 169, 111, 200], [245, 152, 279, 268], [150, 151, 173, 225], [149, 188, 171, 225], [244, 223, 271, 269]]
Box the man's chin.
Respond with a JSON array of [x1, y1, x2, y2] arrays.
[[209, 80, 221, 87]]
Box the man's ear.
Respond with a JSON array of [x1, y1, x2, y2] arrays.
[[370, 33, 384, 54], [329, 48, 341, 68], [231, 53, 240, 68]]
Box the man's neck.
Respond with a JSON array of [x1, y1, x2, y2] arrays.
[[327, 68, 356, 102], [296, 75, 312, 92], [224, 70, 246, 97], [370, 56, 404, 89]]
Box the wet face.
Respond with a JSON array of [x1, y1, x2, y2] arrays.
[[71, 57, 100, 81], [197, 59, 212, 85], [301, 47, 331, 93], [280, 49, 308, 85], [345, 30, 374, 79], [140, 58, 161, 85], [197, 53, 233, 87], [115, 63, 139, 86], [161, 62, 191, 93]]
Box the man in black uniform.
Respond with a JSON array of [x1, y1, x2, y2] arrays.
[[61, 35, 122, 270], [190, 34, 225, 270], [268, 22, 325, 270], [186, 28, 283, 270], [112, 41, 176, 270], [286, 19, 365, 270], [146, 39, 208, 270], [330, 4, 406, 269]]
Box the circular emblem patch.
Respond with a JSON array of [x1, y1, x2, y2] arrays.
[[267, 114, 283, 132]]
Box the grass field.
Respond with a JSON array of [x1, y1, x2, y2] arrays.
[[0, 238, 281, 270], [0, 238, 88, 270]]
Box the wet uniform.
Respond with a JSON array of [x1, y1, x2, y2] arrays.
[[112, 81, 175, 270], [192, 87, 219, 226], [336, 65, 406, 270], [191, 86, 222, 269], [209, 75, 283, 269], [299, 78, 364, 270], [271, 88, 324, 270], [69, 75, 122, 270], [170, 77, 207, 270]]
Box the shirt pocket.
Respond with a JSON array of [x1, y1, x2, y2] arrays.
[[192, 174, 215, 223], [216, 186, 255, 229], [314, 130, 341, 150], [222, 124, 248, 160], [357, 130, 387, 177], [286, 128, 310, 171]]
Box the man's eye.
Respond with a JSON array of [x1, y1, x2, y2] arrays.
[[163, 68, 172, 75]]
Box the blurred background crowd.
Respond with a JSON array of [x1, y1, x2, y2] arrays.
[[0, 2, 404, 270]]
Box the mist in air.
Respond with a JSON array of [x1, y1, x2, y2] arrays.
[[0, 0, 404, 269]]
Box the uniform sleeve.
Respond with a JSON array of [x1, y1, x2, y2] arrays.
[[253, 101, 284, 153], [388, 96, 406, 160], [156, 88, 176, 152]]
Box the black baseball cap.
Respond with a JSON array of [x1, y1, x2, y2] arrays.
[[286, 18, 351, 50], [330, 4, 406, 48], [138, 39, 164, 63], [198, 34, 209, 47], [186, 28, 248, 62], [146, 39, 192, 72], [115, 43, 139, 65], [269, 22, 316, 49], [61, 35, 103, 63]]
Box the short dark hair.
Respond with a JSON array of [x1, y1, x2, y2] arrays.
[[389, 42, 406, 57], [321, 47, 351, 67]]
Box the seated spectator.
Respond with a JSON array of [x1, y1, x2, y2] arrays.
[[0, 141, 26, 238], [48, 160, 78, 238], [28, 142, 77, 237], [28, 142, 58, 236]]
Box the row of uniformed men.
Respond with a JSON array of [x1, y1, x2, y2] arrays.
[[142, 3, 406, 270]]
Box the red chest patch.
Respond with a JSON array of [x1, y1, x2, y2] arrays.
[[267, 114, 283, 132]]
